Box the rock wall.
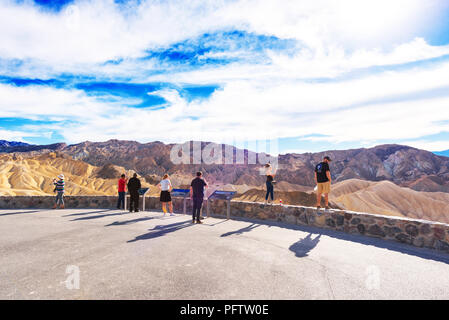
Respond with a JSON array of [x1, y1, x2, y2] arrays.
[[1, 196, 448, 253]]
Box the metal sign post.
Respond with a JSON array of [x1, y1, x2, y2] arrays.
[[207, 190, 236, 219], [125, 188, 149, 211], [139, 188, 150, 211], [171, 189, 190, 215]]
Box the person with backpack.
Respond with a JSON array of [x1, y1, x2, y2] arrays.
[[127, 173, 141, 212], [116, 174, 127, 210], [158, 174, 174, 216], [190, 171, 208, 224], [52, 174, 65, 209], [315, 156, 332, 211]]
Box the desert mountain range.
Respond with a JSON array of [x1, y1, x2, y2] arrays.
[[1, 140, 449, 223]]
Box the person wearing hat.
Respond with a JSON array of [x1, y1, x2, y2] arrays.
[[53, 174, 65, 209], [315, 156, 332, 210]]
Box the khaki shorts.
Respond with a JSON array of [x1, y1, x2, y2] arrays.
[[317, 181, 331, 194]]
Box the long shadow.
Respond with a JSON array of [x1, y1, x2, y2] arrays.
[[205, 219, 229, 227], [63, 209, 116, 217], [0, 210, 41, 217], [105, 216, 156, 227], [214, 215, 449, 265], [71, 212, 124, 221], [220, 223, 260, 237], [289, 233, 321, 257], [127, 220, 193, 243]]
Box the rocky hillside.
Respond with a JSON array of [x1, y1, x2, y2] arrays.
[[0, 140, 30, 148], [0, 152, 154, 196], [2, 140, 449, 194], [277, 144, 449, 192], [0, 142, 67, 153], [61, 140, 270, 187], [330, 179, 449, 223]]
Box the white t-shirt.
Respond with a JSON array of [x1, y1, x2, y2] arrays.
[[160, 179, 172, 191]]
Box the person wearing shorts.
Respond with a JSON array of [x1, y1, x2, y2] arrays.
[[158, 174, 174, 216], [315, 156, 332, 210]]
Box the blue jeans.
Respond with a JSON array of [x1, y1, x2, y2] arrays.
[[117, 192, 125, 209], [265, 181, 274, 200], [55, 191, 64, 205]]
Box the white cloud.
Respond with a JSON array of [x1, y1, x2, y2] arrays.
[[400, 140, 449, 152], [0, 129, 41, 142], [1, 0, 449, 151], [0, 0, 447, 79]]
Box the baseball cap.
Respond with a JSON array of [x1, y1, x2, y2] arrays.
[[324, 156, 332, 162]]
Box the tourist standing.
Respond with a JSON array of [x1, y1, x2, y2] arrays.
[[315, 156, 332, 210], [117, 174, 127, 210], [53, 174, 65, 209], [190, 171, 208, 224], [264, 163, 275, 204], [158, 174, 174, 216], [127, 173, 141, 212]]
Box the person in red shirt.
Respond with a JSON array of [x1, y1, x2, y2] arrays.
[[117, 174, 127, 210]]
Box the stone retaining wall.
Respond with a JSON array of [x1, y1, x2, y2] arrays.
[[1, 196, 448, 253]]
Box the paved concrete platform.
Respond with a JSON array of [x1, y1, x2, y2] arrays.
[[1, 208, 449, 299]]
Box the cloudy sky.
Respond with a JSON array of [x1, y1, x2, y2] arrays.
[[1, 0, 449, 154]]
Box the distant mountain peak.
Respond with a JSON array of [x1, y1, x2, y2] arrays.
[[0, 140, 31, 147]]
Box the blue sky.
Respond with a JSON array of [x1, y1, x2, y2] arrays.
[[1, 0, 449, 154]]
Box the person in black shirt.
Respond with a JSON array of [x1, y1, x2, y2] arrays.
[[264, 163, 275, 204], [315, 156, 332, 210], [190, 171, 208, 223], [127, 173, 141, 212]]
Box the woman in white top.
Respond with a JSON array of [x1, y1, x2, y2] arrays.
[[158, 174, 174, 215]]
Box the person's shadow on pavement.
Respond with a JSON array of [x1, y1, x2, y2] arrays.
[[289, 233, 321, 258]]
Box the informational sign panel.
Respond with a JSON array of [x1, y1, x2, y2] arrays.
[[171, 189, 190, 214], [138, 188, 150, 196], [171, 189, 190, 197], [207, 190, 236, 219], [125, 188, 150, 211], [208, 190, 236, 200]]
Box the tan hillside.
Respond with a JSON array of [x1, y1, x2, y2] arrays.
[[0, 152, 155, 196], [330, 179, 449, 223], [234, 188, 337, 208]]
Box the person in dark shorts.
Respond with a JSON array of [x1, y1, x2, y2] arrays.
[[117, 174, 127, 210], [190, 171, 208, 224], [127, 173, 141, 212], [264, 163, 275, 204], [315, 156, 332, 211], [158, 174, 174, 216]]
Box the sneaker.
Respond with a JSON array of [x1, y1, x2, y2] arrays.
[[192, 219, 196, 223], [170, 213, 175, 216], [197, 220, 203, 224]]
